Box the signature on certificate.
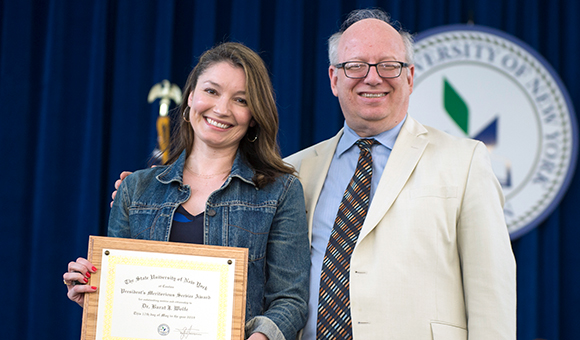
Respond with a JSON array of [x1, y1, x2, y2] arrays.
[[176, 325, 205, 339]]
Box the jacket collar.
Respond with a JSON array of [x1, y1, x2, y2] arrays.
[[156, 150, 256, 187]]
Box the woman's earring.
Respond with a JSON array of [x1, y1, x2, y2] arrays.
[[182, 110, 190, 122], [247, 129, 258, 143]]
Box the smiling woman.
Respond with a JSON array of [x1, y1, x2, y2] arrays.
[[186, 62, 255, 163], [63, 42, 310, 340]]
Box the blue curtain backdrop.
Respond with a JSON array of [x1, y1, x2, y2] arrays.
[[1, 0, 578, 339]]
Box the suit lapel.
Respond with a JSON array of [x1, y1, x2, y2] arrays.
[[358, 117, 428, 241], [298, 130, 343, 240]]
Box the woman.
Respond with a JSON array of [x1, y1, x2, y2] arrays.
[[63, 42, 310, 340]]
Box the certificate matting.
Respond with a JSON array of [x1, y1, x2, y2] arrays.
[[80, 236, 248, 340]]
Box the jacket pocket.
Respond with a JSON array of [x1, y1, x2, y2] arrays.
[[226, 205, 275, 262], [431, 322, 467, 340]]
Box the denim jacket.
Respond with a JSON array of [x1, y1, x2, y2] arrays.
[[109, 151, 310, 340]]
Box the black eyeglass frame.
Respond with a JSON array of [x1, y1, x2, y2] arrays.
[[334, 61, 411, 79]]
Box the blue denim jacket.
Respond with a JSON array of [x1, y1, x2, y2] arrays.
[[109, 151, 310, 340]]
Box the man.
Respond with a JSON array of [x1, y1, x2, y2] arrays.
[[113, 8, 516, 339], [284, 8, 516, 340]]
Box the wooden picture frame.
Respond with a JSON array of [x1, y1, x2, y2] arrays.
[[80, 236, 248, 340]]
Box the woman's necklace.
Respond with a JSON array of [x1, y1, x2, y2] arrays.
[[185, 165, 231, 179]]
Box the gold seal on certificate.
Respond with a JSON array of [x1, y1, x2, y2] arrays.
[[80, 236, 248, 340]]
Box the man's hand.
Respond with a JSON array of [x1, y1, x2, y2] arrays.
[[110, 171, 133, 208]]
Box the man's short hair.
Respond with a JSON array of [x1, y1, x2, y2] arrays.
[[328, 8, 414, 65]]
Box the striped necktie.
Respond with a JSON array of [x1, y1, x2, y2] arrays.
[[317, 138, 376, 339]]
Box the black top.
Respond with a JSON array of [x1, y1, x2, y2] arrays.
[[169, 205, 204, 244]]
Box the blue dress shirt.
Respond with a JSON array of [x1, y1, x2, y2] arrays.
[[302, 117, 405, 340]]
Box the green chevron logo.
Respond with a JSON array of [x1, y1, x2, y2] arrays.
[[442, 78, 509, 186]]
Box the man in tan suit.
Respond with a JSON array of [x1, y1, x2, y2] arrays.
[[286, 8, 516, 340]]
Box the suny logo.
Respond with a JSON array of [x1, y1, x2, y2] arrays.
[[409, 25, 577, 238]]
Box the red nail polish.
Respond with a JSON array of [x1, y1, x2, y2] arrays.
[[84, 278, 88, 283], [86, 272, 91, 278], [92, 266, 97, 272], [91, 286, 97, 290]]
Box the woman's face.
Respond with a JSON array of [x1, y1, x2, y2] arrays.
[[187, 61, 255, 151]]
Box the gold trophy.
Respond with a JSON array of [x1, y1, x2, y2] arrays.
[[148, 80, 182, 164]]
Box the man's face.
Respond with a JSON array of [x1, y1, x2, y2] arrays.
[[329, 19, 414, 137]]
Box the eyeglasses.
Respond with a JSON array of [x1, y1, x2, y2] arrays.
[[334, 61, 410, 79]]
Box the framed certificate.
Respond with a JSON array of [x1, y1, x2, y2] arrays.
[[80, 236, 248, 340]]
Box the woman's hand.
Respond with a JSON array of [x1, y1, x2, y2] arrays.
[[247, 332, 268, 340], [63, 257, 98, 306]]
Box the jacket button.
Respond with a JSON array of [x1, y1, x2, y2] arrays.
[[207, 209, 216, 217]]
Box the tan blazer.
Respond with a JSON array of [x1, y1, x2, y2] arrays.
[[285, 116, 516, 340]]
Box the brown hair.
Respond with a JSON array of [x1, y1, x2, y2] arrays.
[[165, 42, 295, 188]]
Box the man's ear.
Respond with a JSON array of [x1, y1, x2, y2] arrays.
[[407, 64, 415, 94], [329, 66, 339, 97]]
